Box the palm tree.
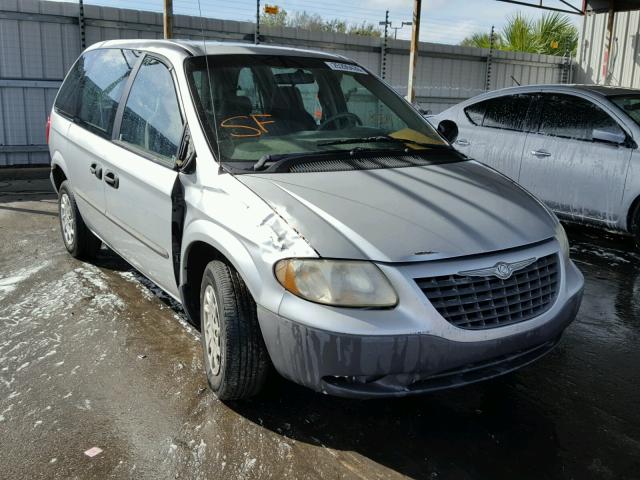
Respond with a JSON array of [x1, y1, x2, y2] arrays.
[[534, 12, 578, 54], [461, 11, 578, 56]]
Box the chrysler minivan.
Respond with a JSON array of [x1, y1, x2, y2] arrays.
[[49, 40, 584, 399]]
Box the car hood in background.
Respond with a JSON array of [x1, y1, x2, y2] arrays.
[[238, 161, 557, 262]]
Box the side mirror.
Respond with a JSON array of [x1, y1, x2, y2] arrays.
[[592, 128, 626, 146], [176, 124, 197, 173], [438, 120, 459, 144]]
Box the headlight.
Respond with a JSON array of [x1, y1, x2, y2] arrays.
[[556, 224, 570, 258], [274, 259, 398, 308]]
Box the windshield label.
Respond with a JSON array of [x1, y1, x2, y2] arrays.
[[325, 62, 368, 75]]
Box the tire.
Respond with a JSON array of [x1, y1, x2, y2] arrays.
[[58, 180, 101, 260], [200, 260, 270, 400]]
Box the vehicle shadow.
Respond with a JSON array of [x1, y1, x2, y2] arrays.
[[228, 372, 564, 480]]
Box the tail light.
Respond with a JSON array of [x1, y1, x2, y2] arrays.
[[45, 116, 51, 144]]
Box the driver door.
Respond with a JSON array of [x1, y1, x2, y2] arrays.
[[103, 55, 183, 298]]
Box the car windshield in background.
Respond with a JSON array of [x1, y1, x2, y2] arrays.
[[610, 94, 640, 127], [184, 55, 448, 169]]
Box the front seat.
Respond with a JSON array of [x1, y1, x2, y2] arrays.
[[269, 86, 317, 131]]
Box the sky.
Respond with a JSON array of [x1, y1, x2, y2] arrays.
[[62, 0, 583, 44]]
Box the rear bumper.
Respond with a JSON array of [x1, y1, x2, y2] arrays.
[[257, 282, 583, 399]]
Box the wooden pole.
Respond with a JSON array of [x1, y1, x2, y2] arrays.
[[603, 1, 615, 85], [163, 0, 173, 39], [406, 0, 422, 103]]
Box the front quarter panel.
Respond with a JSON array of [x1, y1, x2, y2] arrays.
[[180, 172, 318, 314]]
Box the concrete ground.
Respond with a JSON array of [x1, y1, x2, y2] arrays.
[[0, 179, 639, 480]]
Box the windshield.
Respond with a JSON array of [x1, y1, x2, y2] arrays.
[[610, 94, 640, 126], [185, 55, 447, 169]]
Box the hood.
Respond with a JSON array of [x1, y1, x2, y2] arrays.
[[238, 161, 557, 262]]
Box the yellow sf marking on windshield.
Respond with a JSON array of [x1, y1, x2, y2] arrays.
[[220, 114, 275, 138]]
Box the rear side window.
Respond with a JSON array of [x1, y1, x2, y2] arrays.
[[538, 94, 624, 141], [118, 56, 183, 161], [482, 95, 532, 131], [55, 60, 82, 118], [55, 49, 139, 138]]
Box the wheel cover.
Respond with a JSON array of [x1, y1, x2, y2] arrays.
[[60, 193, 75, 247], [203, 285, 222, 375]]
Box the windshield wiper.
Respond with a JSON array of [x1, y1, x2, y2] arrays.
[[316, 135, 449, 149], [253, 150, 342, 171]]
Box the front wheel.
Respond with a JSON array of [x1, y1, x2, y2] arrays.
[[200, 260, 271, 400], [58, 181, 101, 259]]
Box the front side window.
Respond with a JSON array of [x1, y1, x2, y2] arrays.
[[185, 55, 449, 169], [609, 94, 640, 128], [118, 56, 183, 161], [464, 102, 485, 126], [57, 49, 139, 138], [537, 94, 624, 141]]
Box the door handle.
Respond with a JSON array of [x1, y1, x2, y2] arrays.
[[531, 150, 552, 157], [89, 163, 102, 180], [104, 171, 119, 189], [456, 139, 470, 147]]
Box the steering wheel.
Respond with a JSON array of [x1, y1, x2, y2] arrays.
[[319, 112, 363, 131]]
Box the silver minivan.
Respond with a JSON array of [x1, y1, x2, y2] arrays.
[[430, 85, 640, 247], [49, 40, 584, 399]]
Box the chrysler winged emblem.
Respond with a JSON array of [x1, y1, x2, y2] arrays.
[[458, 258, 537, 280]]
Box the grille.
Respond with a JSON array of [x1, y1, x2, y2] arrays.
[[416, 254, 559, 330]]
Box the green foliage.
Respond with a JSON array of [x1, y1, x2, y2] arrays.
[[260, 8, 380, 37], [260, 8, 288, 28], [460, 11, 578, 56], [348, 22, 382, 37], [460, 33, 498, 49]]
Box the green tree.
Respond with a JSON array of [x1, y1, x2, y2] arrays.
[[348, 21, 381, 37], [460, 11, 578, 55], [260, 8, 288, 28], [260, 8, 379, 37]]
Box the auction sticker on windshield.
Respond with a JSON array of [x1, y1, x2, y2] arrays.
[[325, 62, 367, 75]]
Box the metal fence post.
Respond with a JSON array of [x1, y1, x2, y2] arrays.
[[381, 10, 389, 80], [78, 0, 86, 49], [255, 0, 260, 44], [485, 25, 495, 91]]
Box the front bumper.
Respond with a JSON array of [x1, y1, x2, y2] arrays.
[[257, 248, 584, 399]]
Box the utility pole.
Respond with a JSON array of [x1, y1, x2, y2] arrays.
[[163, 0, 173, 39], [406, 0, 422, 104], [391, 22, 412, 40], [255, 0, 260, 44]]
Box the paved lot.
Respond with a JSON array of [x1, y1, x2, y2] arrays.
[[0, 179, 639, 480]]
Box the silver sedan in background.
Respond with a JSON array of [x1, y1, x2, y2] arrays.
[[430, 85, 640, 247]]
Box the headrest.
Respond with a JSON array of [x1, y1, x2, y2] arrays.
[[220, 95, 252, 116]]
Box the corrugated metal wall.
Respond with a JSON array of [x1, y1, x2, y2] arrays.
[[0, 0, 570, 167], [577, 10, 640, 87]]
